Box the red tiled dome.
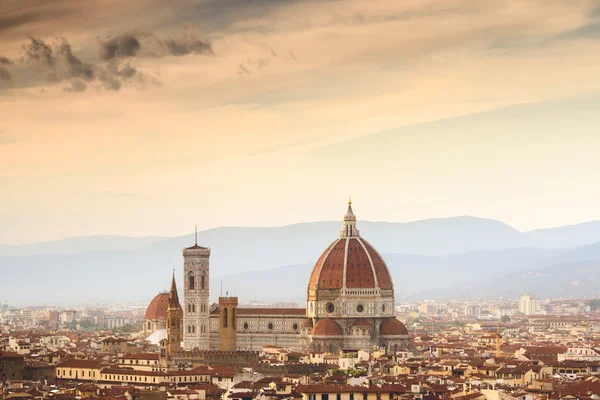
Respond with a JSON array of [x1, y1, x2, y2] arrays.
[[308, 237, 393, 291], [145, 293, 169, 320], [301, 318, 314, 328], [380, 318, 409, 336], [312, 318, 343, 336]]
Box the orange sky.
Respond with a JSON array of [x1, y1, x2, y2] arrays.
[[1, 0, 600, 243]]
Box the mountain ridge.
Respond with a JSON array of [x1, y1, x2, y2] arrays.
[[2, 216, 600, 306]]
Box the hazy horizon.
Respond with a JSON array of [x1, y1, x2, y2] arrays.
[[5, 212, 600, 246]]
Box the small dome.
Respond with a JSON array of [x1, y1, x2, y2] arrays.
[[380, 318, 409, 336], [145, 293, 169, 321], [312, 318, 343, 336], [301, 318, 314, 328]]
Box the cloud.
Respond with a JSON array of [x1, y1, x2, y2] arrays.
[[2, 36, 163, 92], [555, 22, 600, 40], [98, 25, 212, 60], [163, 37, 212, 56], [99, 34, 141, 60]]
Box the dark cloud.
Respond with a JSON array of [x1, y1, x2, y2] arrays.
[[98, 26, 212, 60], [7, 36, 145, 92], [99, 34, 141, 60], [23, 36, 56, 66], [590, 6, 600, 19], [1, 24, 211, 93], [22, 37, 97, 87], [555, 22, 600, 40], [95, 62, 139, 91], [163, 37, 212, 56]]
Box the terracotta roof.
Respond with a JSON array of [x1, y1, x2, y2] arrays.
[[145, 293, 169, 321], [308, 237, 394, 291], [312, 318, 343, 336], [302, 319, 314, 328], [380, 318, 409, 336]]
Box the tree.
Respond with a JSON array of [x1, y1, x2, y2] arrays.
[[500, 315, 511, 323], [589, 298, 600, 311]]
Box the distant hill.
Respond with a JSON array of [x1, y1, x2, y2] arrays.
[[2, 217, 600, 306], [0, 235, 166, 257]]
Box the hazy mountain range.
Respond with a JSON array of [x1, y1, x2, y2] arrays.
[[1, 216, 599, 307]]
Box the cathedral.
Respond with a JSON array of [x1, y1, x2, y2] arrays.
[[145, 201, 410, 356]]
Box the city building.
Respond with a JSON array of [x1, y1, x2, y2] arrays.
[[519, 294, 541, 316]]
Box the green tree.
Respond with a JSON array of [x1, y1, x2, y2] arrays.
[[500, 315, 511, 323]]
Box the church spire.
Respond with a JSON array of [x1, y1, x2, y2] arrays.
[[340, 199, 360, 238], [169, 270, 180, 306]]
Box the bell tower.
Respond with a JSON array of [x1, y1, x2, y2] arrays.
[[219, 295, 238, 351], [166, 271, 182, 356], [183, 226, 211, 350]]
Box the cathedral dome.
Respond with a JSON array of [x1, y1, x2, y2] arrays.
[[308, 202, 393, 291], [380, 317, 409, 336], [308, 238, 393, 290], [145, 293, 169, 321], [312, 318, 343, 336]]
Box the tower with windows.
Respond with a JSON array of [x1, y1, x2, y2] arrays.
[[219, 296, 238, 351], [182, 228, 211, 350]]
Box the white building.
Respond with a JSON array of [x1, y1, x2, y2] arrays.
[[519, 294, 541, 316], [464, 305, 481, 317]]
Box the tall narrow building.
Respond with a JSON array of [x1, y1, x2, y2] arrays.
[[219, 296, 238, 351], [166, 271, 183, 355], [182, 230, 211, 350]]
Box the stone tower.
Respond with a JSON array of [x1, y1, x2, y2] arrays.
[[166, 272, 183, 356], [183, 228, 211, 350], [219, 296, 238, 351]]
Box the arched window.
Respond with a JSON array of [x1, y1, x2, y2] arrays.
[[192, 303, 196, 313], [147, 321, 151, 331], [201, 275, 205, 290], [189, 272, 195, 290], [223, 308, 228, 328]]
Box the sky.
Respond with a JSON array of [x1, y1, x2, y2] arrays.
[[1, 0, 600, 244]]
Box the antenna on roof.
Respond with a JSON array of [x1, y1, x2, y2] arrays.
[[195, 224, 198, 246]]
